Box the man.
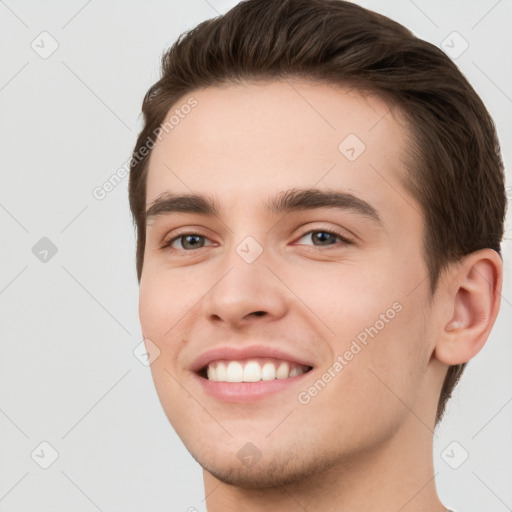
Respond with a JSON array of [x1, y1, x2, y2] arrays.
[[128, 0, 506, 510]]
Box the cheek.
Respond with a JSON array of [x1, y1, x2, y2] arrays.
[[293, 258, 396, 337], [316, 307, 427, 445], [138, 269, 192, 339], [301, 263, 428, 409], [139, 278, 166, 339], [138, 273, 191, 428], [338, 295, 428, 412], [138, 272, 190, 396]]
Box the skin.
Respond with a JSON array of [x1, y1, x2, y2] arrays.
[[138, 79, 502, 512]]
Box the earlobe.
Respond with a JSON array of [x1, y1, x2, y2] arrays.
[[434, 248, 503, 366]]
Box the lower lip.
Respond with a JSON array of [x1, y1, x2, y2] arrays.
[[194, 371, 312, 403]]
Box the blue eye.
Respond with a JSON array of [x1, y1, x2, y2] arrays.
[[160, 228, 353, 254], [162, 233, 214, 251], [296, 229, 353, 247]]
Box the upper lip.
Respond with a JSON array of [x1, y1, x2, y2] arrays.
[[191, 345, 315, 373]]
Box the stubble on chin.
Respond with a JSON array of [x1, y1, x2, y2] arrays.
[[193, 445, 349, 490]]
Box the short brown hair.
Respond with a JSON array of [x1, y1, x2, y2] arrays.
[[128, 0, 506, 424]]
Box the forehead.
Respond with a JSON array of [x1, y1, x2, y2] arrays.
[[145, 79, 414, 222]]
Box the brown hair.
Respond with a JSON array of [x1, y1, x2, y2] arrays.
[[128, 0, 506, 424]]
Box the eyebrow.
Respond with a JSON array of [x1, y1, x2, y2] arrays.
[[145, 188, 383, 226]]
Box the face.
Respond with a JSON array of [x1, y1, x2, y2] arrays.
[[139, 79, 441, 488]]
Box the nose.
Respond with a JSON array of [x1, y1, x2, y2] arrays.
[[200, 248, 289, 330]]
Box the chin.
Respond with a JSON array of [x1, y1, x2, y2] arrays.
[[191, 445, 344, 490]]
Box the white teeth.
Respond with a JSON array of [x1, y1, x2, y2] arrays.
[[207, 366, 216, 381], [261, 362, 276, 381], [288, 366, 301, 378], [276, 361, 290, 379], [243, 361, 262, 382], [205, 359, 309, 382], [226, 361, 244, 382], [216, 361, 227, 381]]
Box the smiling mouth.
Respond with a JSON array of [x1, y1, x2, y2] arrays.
[[198, 358, 313, 382]]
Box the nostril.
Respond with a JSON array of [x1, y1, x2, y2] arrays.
[[252, 311, 266, 317]]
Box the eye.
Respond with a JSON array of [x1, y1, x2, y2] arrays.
[[295, 229, 353, 248], [160, 228, 353, 254], [161, 233, 215, 251]]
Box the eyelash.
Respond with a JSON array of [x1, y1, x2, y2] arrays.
[[160, 228, 354, 253]]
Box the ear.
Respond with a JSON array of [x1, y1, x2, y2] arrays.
[[434, 248, 503, 365]]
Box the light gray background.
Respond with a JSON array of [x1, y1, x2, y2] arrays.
[[1, 0, 511, 511]]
